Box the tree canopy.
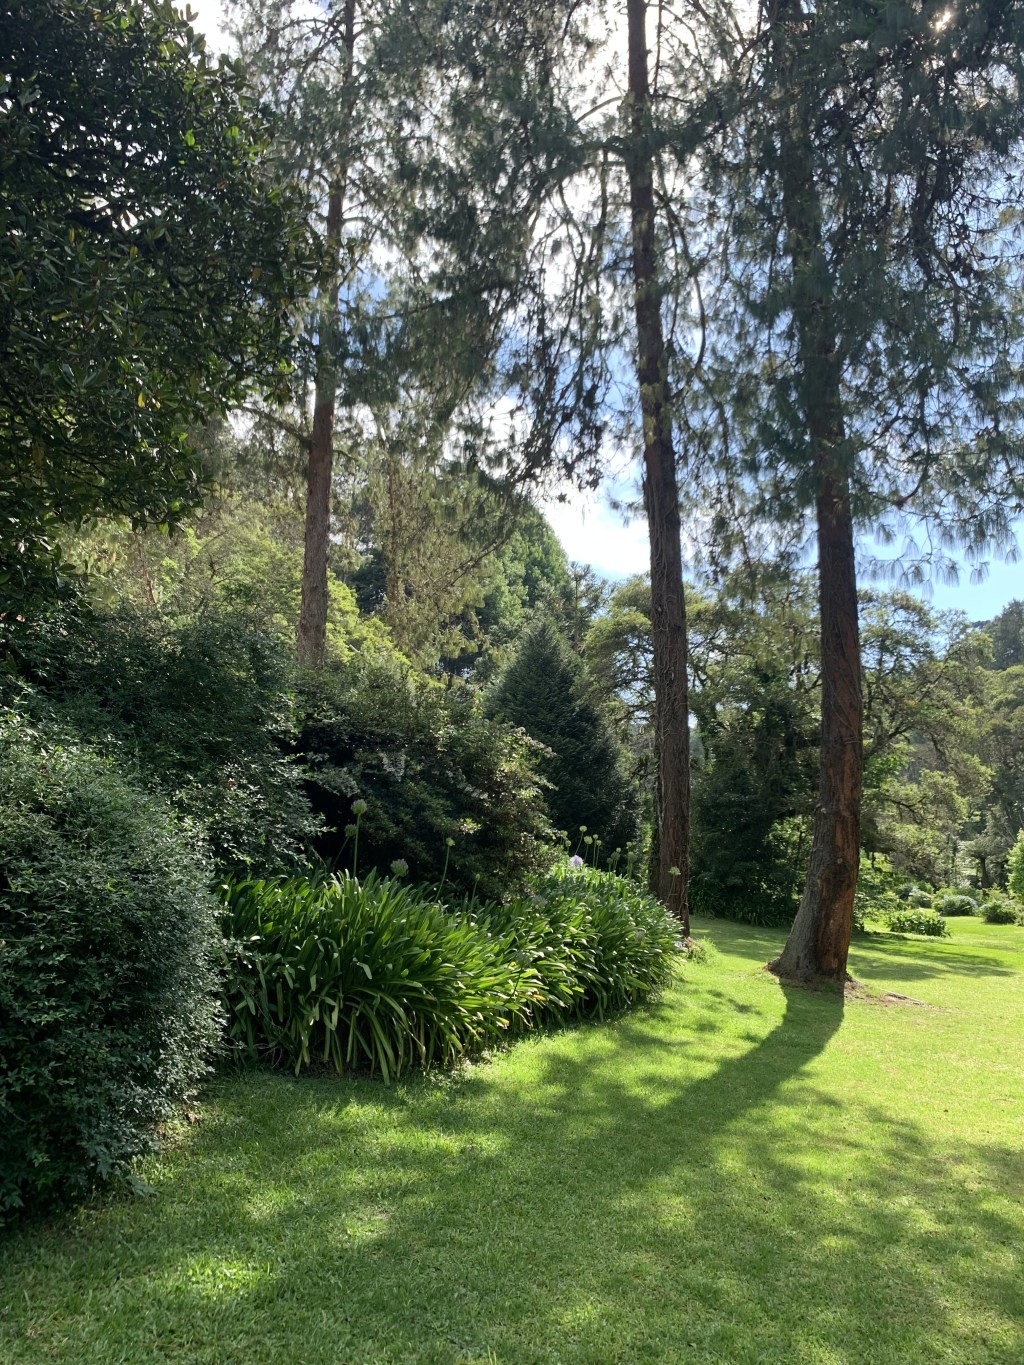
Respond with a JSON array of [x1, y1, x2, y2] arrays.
[[0, 0, 311, 613]]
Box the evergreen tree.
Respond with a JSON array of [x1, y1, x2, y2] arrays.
[[487, 617, 639, 858], [985, 601, 1024, 671], [1005, 829, 1024, 902], [689, 0, 1024, 980]]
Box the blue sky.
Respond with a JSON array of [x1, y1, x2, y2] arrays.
[[184, 0, 1024, 625], [545, 479, 1024, 623]]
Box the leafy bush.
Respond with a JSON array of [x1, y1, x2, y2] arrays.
[[884, 907, 950, 937], [934, 891, 977, 917], [298, 653, 553, 898], [981, 899, 1019, 925], [222, 871, 528, 1079], [221, 863, 681, 1080], [0, 715, 220, 1220], [905, 888, 934, 909], [8, 601, 320, 874], [482, 865, 681, 1021]]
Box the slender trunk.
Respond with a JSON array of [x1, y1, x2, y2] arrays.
[[771, 472, 862, 981], [296, 0, 357, 669], [769, 1, 863, 981], [626, 0, 690, 930], [296, 184, 342, 667]]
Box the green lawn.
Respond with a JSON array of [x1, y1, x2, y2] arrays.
[[2, 916, 1022, 1364]]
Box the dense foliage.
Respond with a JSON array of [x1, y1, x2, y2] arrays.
[[0, 714, 220, 1219], [221, 864, 681, 1079], [883, 908, 950, 939], [8, 602, 319, 875], [487, 616, 640, 858], [6, 0, 1024, 1223], [478, 865, 683, 1022], [300, 653, 554, 898], [222, 871, 524, 1080], [0, 0, 309, 612], [981, 899, 1020, 926], [934, 893, 977, 918]]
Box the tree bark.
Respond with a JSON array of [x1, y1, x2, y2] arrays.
[[626, 0, 690, 930], [296, 0, 357, 669], [768, 0, 863, 982], [296, 181, 343, 668], [771, 471, 862, 981]]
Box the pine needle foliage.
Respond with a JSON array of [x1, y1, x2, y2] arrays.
[[487, 617, 640, 857]]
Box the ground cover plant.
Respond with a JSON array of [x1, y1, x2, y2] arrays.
[[477, 865, 682, 1022], [1, 915, 1020, 1363], [221, 864, 681, 1080]]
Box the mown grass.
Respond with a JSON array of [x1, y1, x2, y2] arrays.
[[1, 916, 1021, 1364]]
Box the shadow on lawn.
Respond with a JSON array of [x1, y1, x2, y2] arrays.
[[850, 935, 1018, 981], [699, 915, 1017, 983], [3, 977, 1022, 1364]]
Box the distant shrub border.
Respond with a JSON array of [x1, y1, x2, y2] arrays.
[[884, 907, 950, 938], [221, 862, 681, 1080]]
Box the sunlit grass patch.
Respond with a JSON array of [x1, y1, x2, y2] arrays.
[[1, 916, 1021, 1364]]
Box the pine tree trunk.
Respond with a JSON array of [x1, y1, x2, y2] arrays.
[[771, 472, 862, 981], [296, 0, 357, 669], [768, 0, 863, 981], [296, 184, 342, 669], [626, 0, 690, 930]]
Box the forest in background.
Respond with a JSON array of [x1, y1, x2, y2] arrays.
[[47, 423, 1024, 918]]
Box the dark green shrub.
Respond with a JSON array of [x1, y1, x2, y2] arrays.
[[905, 888, 934, 909], [981, 899, 1018, 925], [486, 617, 640, 859], [8, 601, 320, 875], [934, 892, 977, 917], [222, 871, 530, 1079], [298, 654, 553, 898], [884, 907, 949, 937], [0, 715, 220, 1220]]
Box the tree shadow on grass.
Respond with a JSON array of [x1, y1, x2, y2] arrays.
[[695, 914, 1018, 982], [2, 980, 1021, 1365], [849, 934, 1018, 982]]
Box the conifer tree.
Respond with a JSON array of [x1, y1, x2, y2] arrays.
[[487, 617, 639, 857], [690, 0, 1024, 980]]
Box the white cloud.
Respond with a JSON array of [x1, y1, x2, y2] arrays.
[[542, 484, 650, 581], [177, 1, 232, 52]]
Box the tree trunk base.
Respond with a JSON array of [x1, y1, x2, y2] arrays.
[[766, 957, 852, 990]]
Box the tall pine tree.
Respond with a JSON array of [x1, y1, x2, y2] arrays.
[[688, 0, 1024, 980]]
